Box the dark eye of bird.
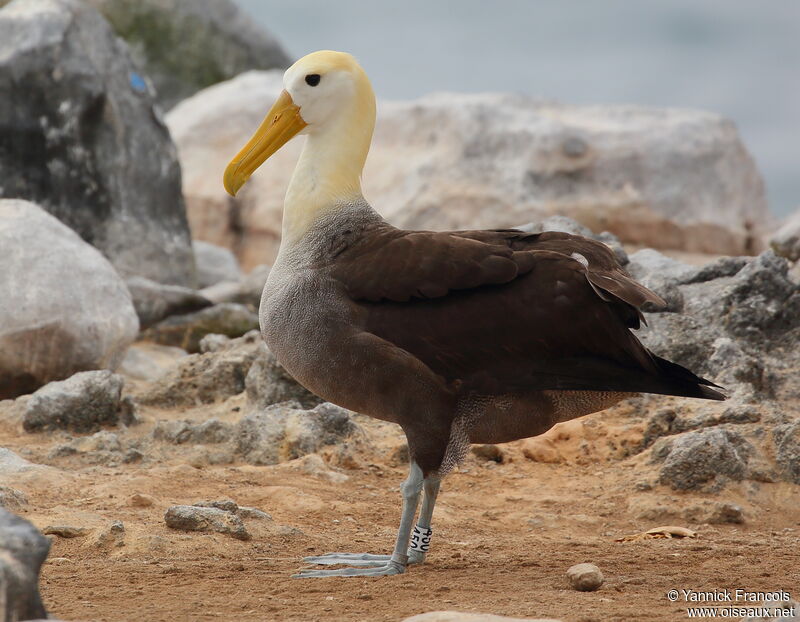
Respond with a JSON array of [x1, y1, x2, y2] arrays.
[[305, 74, 321, 87]]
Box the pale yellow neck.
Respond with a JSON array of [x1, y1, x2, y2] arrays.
[[282, 98, 375, 245]]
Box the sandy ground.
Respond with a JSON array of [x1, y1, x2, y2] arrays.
[[4, 389, 799, 622]]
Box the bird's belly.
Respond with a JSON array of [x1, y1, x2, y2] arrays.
[[465, 390, 632, 444]]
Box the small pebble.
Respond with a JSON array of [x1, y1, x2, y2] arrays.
[[129, 493, 155, 507], [567, 563, 604, 592]]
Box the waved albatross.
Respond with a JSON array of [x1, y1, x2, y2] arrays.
[[223, 50, 724, 578]]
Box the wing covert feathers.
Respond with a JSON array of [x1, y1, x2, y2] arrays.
[[329, 224, 722, 401]]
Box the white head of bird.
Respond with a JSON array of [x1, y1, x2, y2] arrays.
[[223, 50, 376, 243]]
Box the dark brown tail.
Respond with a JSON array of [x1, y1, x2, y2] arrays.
[[650, 353, 727, 401]]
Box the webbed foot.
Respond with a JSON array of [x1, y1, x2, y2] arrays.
[[293, 557, 405, 578], [301, 550, 426, 567]]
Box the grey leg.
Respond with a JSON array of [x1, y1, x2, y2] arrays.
[[301, 471, 442, 569], [407, 475, 440, 565], [294, 463, 426, 578]]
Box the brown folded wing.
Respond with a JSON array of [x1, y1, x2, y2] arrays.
[[329, 225, 722, 399]]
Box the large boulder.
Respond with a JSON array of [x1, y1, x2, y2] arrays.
[[201, 263, 270, 308], [167, 71, 289, 268], [0, 509, 50, 621], [369, 95, 766, 256], [126, 276, 212, 330], [654, 428, 753, 491], [0, 200, 139, 399], [193, 240, 242, 288], [87, 0, 291, 110], [168, 72, 767, 269], [0, 0, 195, 286], [635, 249, 799, 398]]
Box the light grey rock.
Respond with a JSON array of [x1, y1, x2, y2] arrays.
[[638, 250, 799, 397], [0, 509, 50, 621], [656, 428, 753, 491], [518, 215, 595, 238], [769, 209, 800, 262], [153, 418, 233, 445], [198, 333, 231, 353], [641, 406, 761, 450], [118, 343, 188, 382], [87, 0, 291, 109], [627, 248, 696, 283], [237, 506, 272, 521], [166, 70, 287, 267], [22, 370, 135, 433], [140, 331, 261, 407], [164, 505, 250, 540], [773, 422, 800, 485], [679, 251, 799, 344], [638, 313, 719, 374], [92, 431, 142, 463], [370, 95, 767, 255], [246, 343, 322, 411], [706, 338, 772, 396], [0, 0, 195, 286], [169, 74, 767, 268], [193, 240, 242, 288], [47, 429, 144, 466], [199, 280, 244, 306], [0, 450, 46, 475], [625, 249, 689, 311], [235, 402, 360, 465], [566, 562, 604, 592], [0, 200, 139, 399], [141, 302, 259, 353], [126, 276, 212, 329], [721, 251, 800, 342], [83, 431, 122, 453], [92, 520, 125, 548], [193, 499, 238, 513], [0, 487, 28, 512], [200, 263, 271, 308], [680, 256, 750, 284]]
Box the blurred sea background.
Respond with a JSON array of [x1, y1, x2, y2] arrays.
[[235, 0, 799, 219]]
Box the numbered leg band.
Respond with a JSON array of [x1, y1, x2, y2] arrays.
[[409, 525, 433, 553]]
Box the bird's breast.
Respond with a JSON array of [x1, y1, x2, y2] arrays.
[[258, 264, 366, 405]]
